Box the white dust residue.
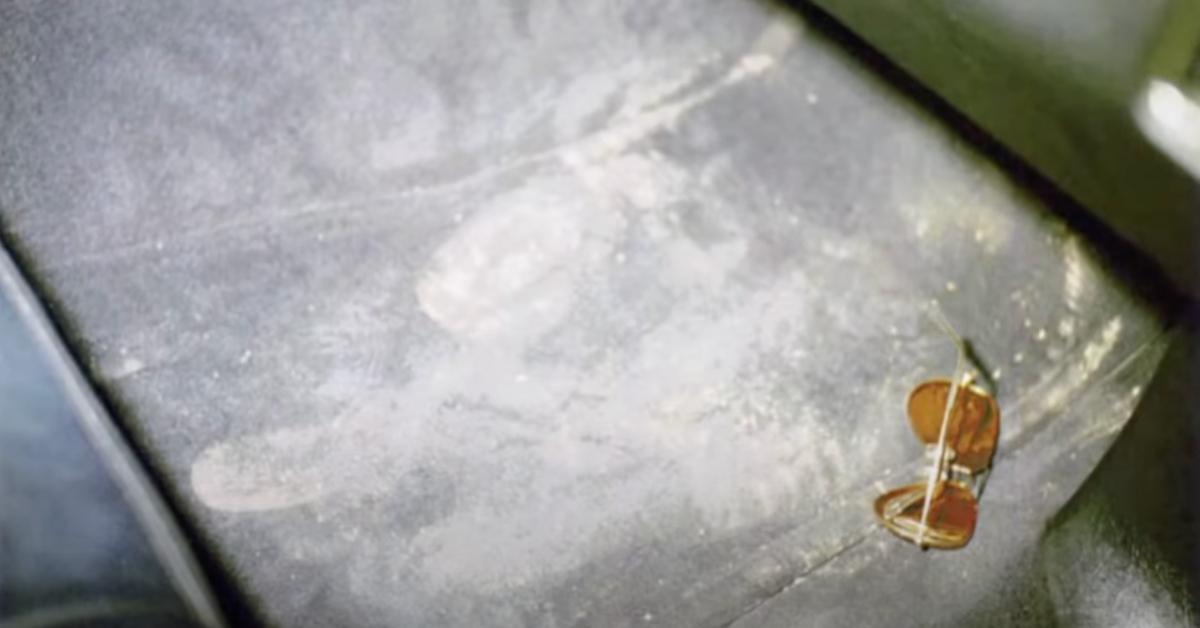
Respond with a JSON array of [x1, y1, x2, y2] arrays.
[[658, 234, 748, 291], [1026, 316, 1124, 425], [368, 88, 447, 171], [191, 426, 334, 512], [897, 163, 1016, 253], [1062, 235, 1089, 312], [576, 151, 692, 214], [191, 245, 863, 588], [106, 355, 147, 380], [417, 16, 799, 341], [406, 274, 856, 590], [415, 177, 626, 342], [192, 266, 858, 589], [188, 17, 861, 591], [560, 17, 797, 170], [189, 393, 436, 513]]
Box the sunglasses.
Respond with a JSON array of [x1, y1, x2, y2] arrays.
[[874, 306, 1001, 550]]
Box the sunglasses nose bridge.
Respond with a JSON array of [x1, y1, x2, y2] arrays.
[[923, 444, 958, 466]]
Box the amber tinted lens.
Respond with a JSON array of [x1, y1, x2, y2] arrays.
[[907, 381, 949, 443], [906, 380, 1000, 472], [874, 482, 978, 549]]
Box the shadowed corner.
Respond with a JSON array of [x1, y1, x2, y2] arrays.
[[1037, 318, 1200, 623], [768, 0, 1194, 317], [962, 339, 996, 396]]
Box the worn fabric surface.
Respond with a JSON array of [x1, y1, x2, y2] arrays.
[[0, 1, 1185, 626]]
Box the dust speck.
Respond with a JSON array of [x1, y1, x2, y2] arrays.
[[1062, 236, 1088, 310], [915, 219, 929, 238], [738, 53, 775, 75], [110, 356, 146, 379]]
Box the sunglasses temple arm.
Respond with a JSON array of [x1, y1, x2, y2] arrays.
[[917, 304, 967, 548]]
